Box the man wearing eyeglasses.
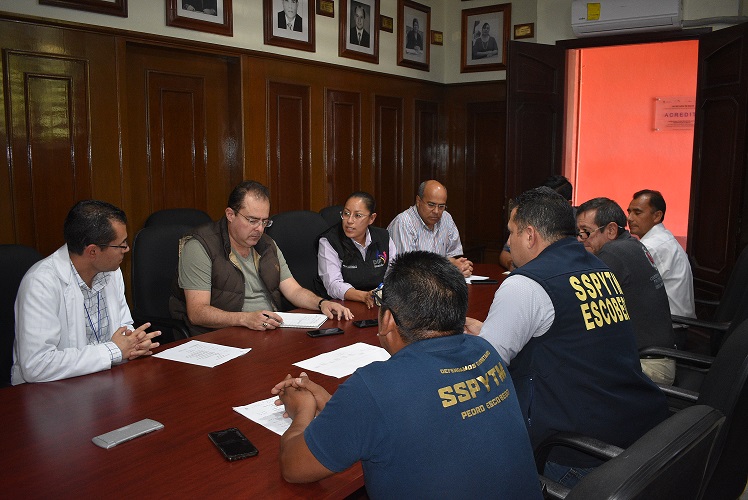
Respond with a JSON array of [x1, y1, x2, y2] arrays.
[[577, 197, 676, 385], [171, 180, 352, 336], [12, 200, 160, 384], [387, 180, 473, 277]]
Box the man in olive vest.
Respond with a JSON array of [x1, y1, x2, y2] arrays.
[[170, 181, 352, 336]]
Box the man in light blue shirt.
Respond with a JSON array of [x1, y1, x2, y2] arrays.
[[387, 180, 472, 276]]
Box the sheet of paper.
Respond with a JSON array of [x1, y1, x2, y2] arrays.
[[466, 275, 490, 283], [233, 397, 291, 436], [275, 312, 327, 329], [294, 342, 390, 378], [153, 340, 251, 368]]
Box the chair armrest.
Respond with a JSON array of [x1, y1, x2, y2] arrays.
[[534, 432, 624, 472], [671, 314, 730, 332], [659, 384, 699, 403], [639, 346, 714, 368], [694, 298, 719, 308], [540, 475, 571, 499]]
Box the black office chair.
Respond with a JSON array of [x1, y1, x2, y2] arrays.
[[265, 210, 328, 309], [642, 318, 748, 500], [674, 245, 748, 355], [143, 208, 212, 228], [130, 225, 192, 344], [0, 244, 43, 387], [319, 205, 344, 228], [538, 405, 725, 500]]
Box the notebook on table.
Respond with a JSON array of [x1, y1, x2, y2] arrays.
[[275, 312, 327, 329]]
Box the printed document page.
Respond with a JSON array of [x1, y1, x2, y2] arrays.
[[153, 340, 251, 368], [233, 397, 290, 436], [294, 342, 390, 378]]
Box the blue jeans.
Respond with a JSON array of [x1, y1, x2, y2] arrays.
[[544, 461, 595, 488]]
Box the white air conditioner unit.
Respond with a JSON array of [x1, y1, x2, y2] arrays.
[[571, 0, 683, 37]]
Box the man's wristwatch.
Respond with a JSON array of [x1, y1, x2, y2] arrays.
[[318, 298, 326, 311]]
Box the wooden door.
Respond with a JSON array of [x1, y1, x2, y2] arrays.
[[689, 22, 748, 299], [125, 44, 242, 230], [505, 40, 566, 203]]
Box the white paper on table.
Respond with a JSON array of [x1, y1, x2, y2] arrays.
[[153, 340, 251, 368], [466, 275, 490, 283], [294, 342, 390, 378], [233, 396, 291, 436]]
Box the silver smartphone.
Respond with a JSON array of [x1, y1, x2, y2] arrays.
[[92, 418, 164, 449]]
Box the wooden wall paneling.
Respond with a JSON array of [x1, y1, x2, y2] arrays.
[[373, 95, 403, 228], [464, 100, 506, 264], [325, 89, 361, 207], [414, 100, 439, 187], [125, 44, 242, 231], [267, 81, 311, 213], [5, 51, 92, 256]]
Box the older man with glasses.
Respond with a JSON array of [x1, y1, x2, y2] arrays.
[[170, 180, 352, 337], [12, 200, 160, 384], [387, 179, 473, 276], [576, 197, 676, 385]]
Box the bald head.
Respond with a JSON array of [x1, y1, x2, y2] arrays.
[[416, 180, 448, 230]]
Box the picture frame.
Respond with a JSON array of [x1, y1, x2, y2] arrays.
[[339, 0, 379, 64], [317, 0, 334, 18], [461, 3, 511, 73], [39, 0, 128, 17], [431, 30, 443, 46], [397, 0, 429, 71], [166, 0, 233, 36], [264, 0, 316, 52]]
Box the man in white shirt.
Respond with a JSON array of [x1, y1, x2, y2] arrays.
[[12, 200, 160, 384], [627, 189, 695, 318], [387, 180, 472, 277]]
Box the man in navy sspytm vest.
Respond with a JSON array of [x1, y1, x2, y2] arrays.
[[466, 187, 668, 488]]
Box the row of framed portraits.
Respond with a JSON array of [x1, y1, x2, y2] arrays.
[[39, 0, 511, 73]]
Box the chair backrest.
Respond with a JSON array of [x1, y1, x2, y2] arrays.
[[131, 225, 192, 343], [143, 208, 212, 228], [319, 205, 344, 228], [265, 210, 328, 305], [713, 244, 748, 323], [695, 318, 748, 499], [567, 405, 724, 500], [0, 244, 43, 387]]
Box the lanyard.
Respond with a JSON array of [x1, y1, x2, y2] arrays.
[[84, 291, 102, 343]]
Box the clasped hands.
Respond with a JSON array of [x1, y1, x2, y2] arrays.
[[271, 372, 332, 420], [112, 322, 161, 360]]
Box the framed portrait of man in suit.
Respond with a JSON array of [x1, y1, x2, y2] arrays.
[[166, 0, 233, 36], [339, 0, 379, 64], [397, 0, 430, 71], [263, 0, 316, 52]]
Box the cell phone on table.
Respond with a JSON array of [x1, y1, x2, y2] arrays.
[[353, 319, 378, 328], [471, 279, 499, 285], [307, 327, 344, 337], [208, 427, 258, 461]]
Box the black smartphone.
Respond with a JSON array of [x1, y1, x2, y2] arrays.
[[208, 428, 258, 461], [353, 319, 378, 328], [307, 328, 344, 337], [471, 279, 499, 284]]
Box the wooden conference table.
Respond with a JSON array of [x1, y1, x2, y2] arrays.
[[0, 264, 506, 498]]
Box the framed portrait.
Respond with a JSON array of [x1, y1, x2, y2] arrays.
[[264, 0, 316, 52], [39, 0, 128, 17], [397, 0, 429, 71], [461, 3, 511, 73], [166, 0, 233, 36], [339, 0, 379, 64]]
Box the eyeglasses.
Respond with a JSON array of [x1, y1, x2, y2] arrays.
[[371, 287, 401, 325], [577, 224, 625, 241], [341, 210, 371, 221], [422, 201, 447, 211], [235, 211, 273, 228], [98, 242, 129, 250]]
